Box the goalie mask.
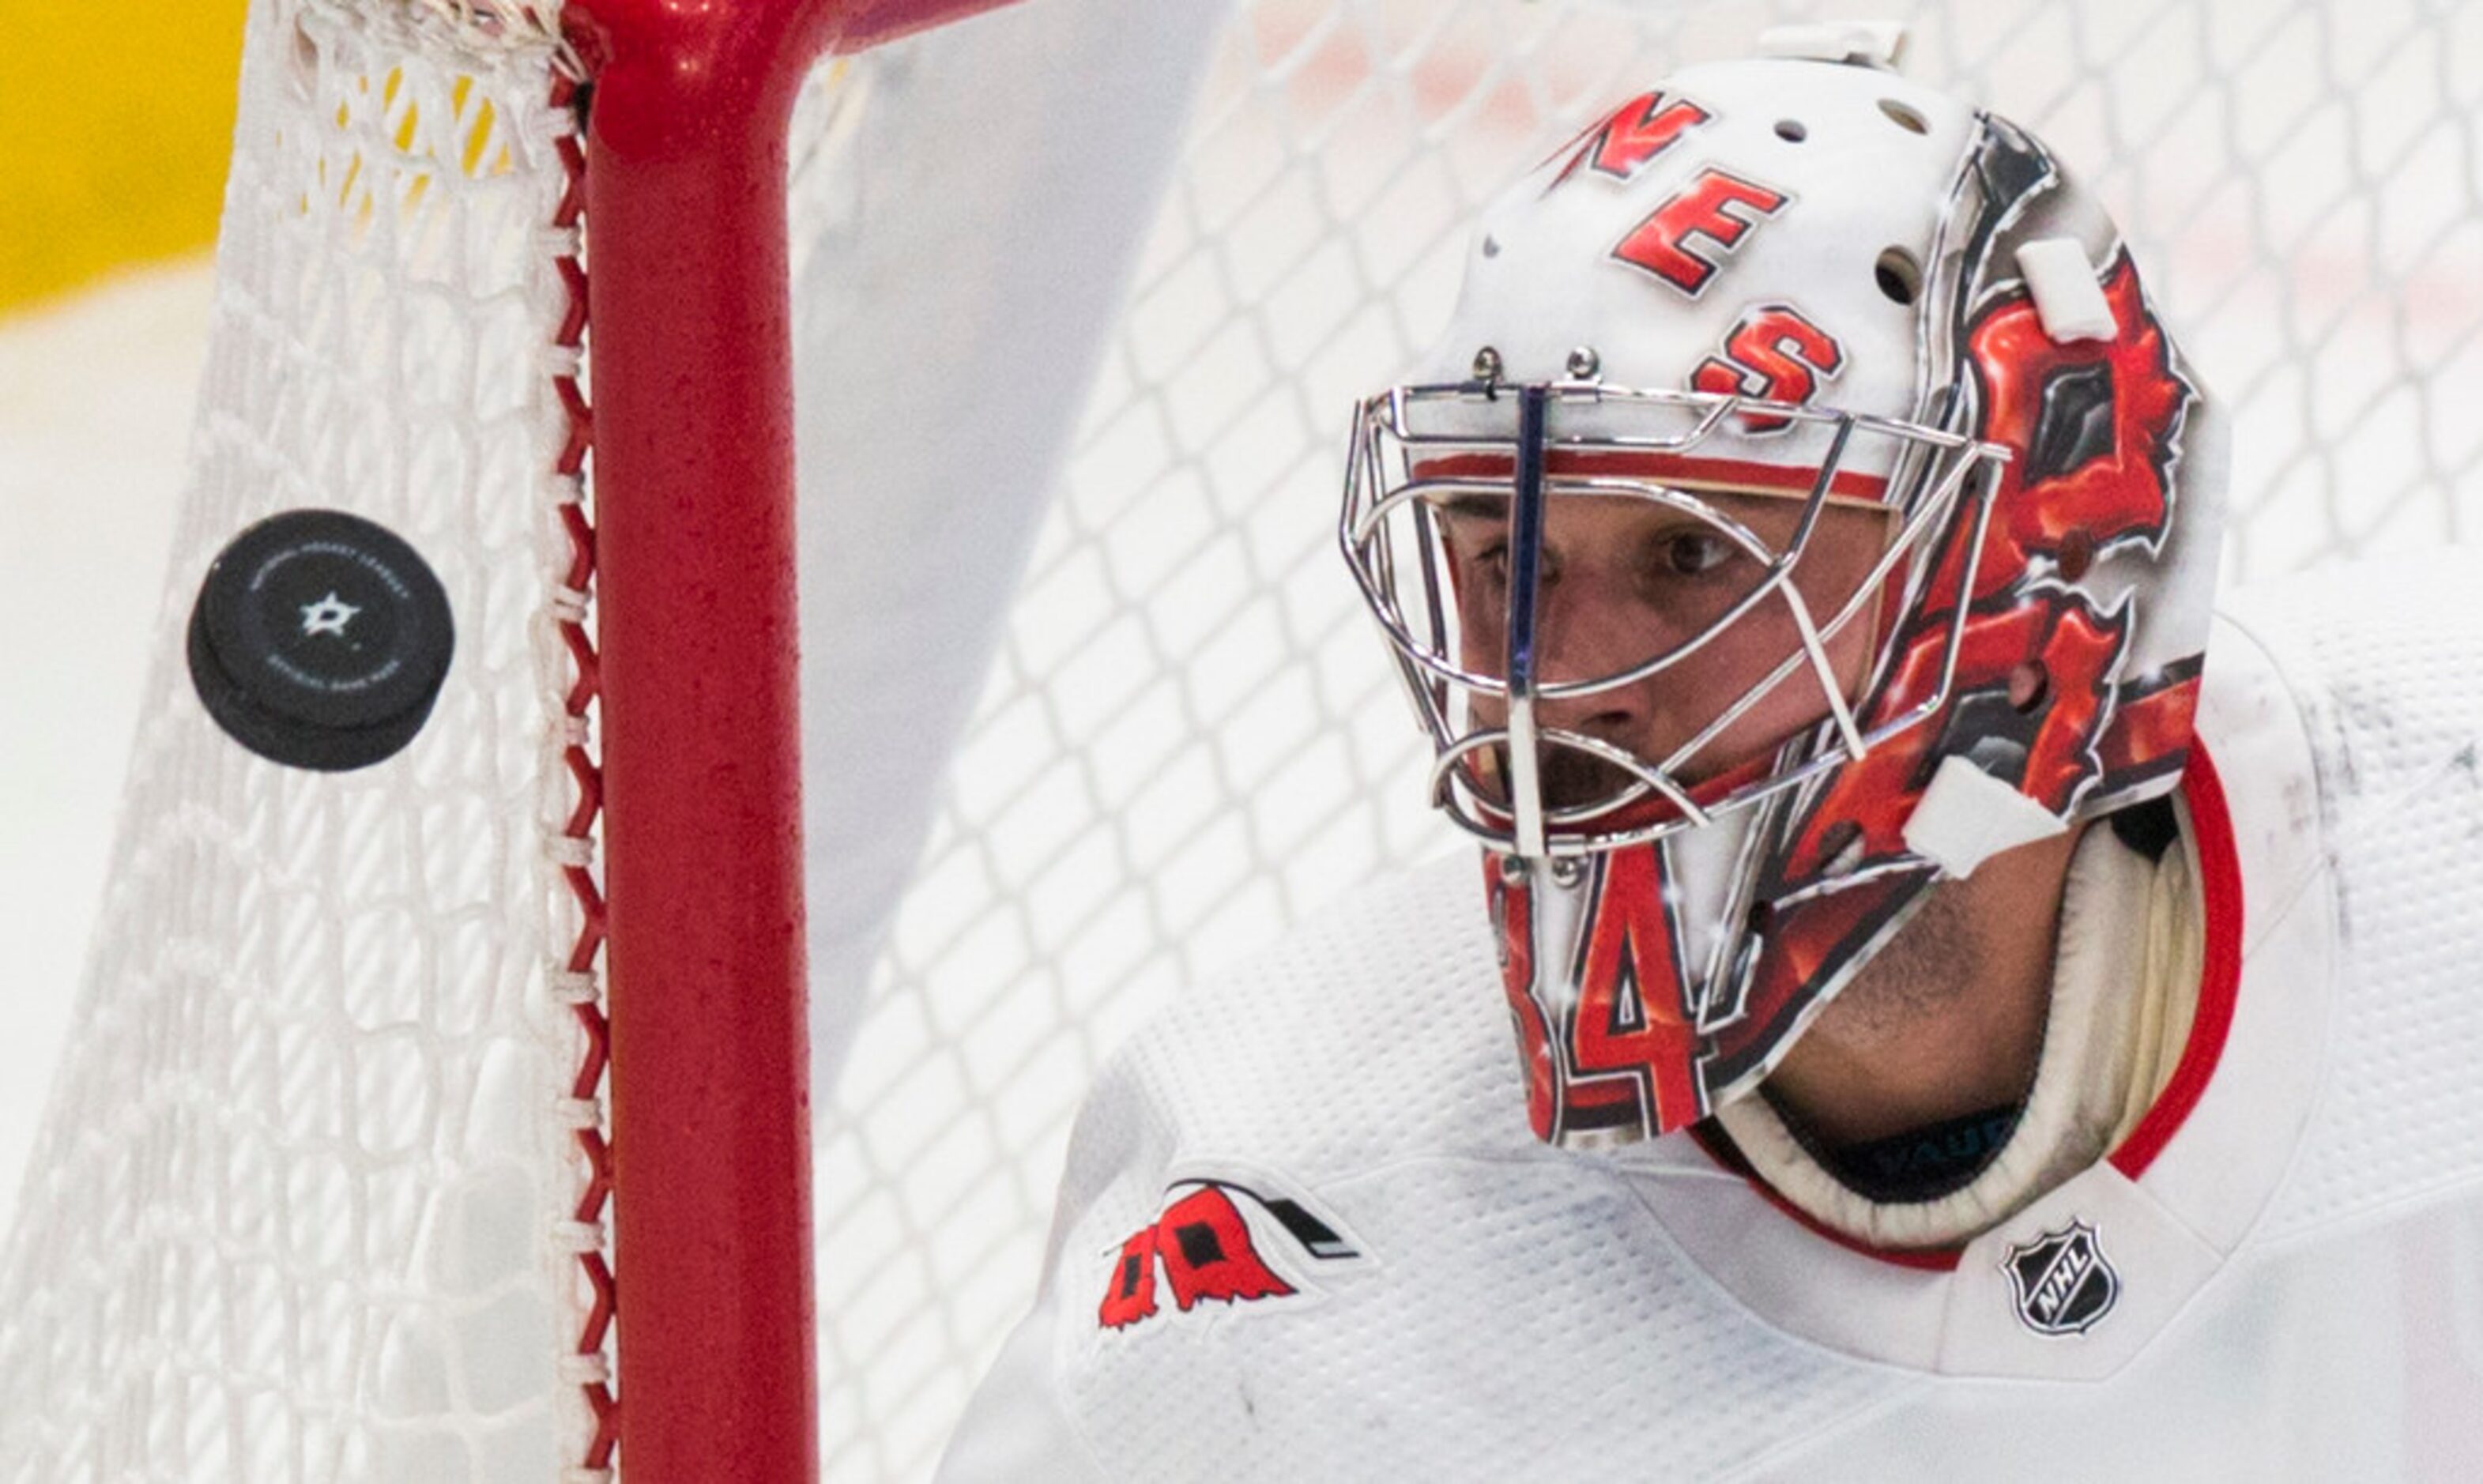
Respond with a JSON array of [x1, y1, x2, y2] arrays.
[[1339, 39, 2228, 1147]]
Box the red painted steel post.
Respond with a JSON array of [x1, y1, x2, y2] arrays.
[[566, 0, 1019, 1475]]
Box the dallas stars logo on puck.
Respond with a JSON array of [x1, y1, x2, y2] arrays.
[[187, 509, 455, 772], [298, 591, 363, 639], [2001, 1218, 2120, 1336]]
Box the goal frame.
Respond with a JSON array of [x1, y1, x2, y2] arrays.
[[563, 2, 1019, 1475]]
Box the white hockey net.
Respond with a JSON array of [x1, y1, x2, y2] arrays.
[[0, 3, 597, 1479], [3, 0, 2477, 1482]]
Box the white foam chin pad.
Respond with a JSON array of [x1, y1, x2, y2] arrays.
[[1902, 755, 2071, 879], [1758, 21, 1908, 70], [2017, 237, 2118, 343]]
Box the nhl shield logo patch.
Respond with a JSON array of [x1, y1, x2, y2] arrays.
[[2001, 1219, 2119, 1336]]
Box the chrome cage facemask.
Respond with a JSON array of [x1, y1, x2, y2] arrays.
[[1339, 377, 2012, 864]]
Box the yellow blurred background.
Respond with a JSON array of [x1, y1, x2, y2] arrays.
[[0, 0, 248, 312]]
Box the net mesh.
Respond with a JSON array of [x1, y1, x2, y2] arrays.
[[7, 0, 2483, 1481], [0, 2, 595, 1478]]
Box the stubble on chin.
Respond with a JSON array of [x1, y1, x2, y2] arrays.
[[1809, 881, 1983, 1049]]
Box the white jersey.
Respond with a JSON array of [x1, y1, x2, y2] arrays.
[[941, 557, 2483, 1482]]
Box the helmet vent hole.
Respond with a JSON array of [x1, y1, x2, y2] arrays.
[[1775, 119, 1808, 142], [2058, 529, 2097, 583], [1879, 99, 1931, 134], [1875, 247, 1923, 306], [2010, 662, 2051, 714]]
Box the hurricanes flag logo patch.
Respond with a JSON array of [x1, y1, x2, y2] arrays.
[[1097, 1178, 1360, 1331]]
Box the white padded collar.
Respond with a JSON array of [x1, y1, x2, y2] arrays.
[[1716, 808, 2202, 1250]]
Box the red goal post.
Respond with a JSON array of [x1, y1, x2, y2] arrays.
[[574, 2, 1024, 1478]]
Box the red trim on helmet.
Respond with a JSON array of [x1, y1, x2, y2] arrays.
[[1411, 448, 1892, 504], [2097, 671, 2203, 780], [1694, 742, 2240, 1266], [2109, 743, 2242, 1178]]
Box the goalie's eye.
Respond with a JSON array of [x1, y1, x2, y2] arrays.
[[1464, 540, 1566, 593], [1658, 529, 1736, 578], [1464, 542, 1511, 592]]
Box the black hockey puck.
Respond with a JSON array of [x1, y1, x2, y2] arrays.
[[186, 508, 455, 771]]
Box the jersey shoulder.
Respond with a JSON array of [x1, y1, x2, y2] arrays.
[[974, 865, 1927, 1484], [2217, 548, 2483, 793], [2211, 552, 2483, 1243], [1059, 853, 1523, 1213]]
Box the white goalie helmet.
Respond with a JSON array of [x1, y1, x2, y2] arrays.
[[1339, 28, 2228, 1147]]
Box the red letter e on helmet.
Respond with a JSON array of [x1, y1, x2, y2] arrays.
[[1614, 170, 1791, 297]]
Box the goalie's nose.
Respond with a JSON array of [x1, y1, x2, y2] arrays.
[[1531, 571, 1668, 716], [1524, 578, 1672, 808]]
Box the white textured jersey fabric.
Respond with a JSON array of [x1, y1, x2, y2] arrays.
[[941, 556, 2483, 1482]]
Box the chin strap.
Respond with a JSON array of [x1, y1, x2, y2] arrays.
[[1901, 755, 2070, 879]]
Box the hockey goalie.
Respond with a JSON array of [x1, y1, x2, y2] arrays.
[[943, 25, 2483, 1478]]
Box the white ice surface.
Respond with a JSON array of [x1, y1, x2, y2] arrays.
[[0, 262, 212, 1233]]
